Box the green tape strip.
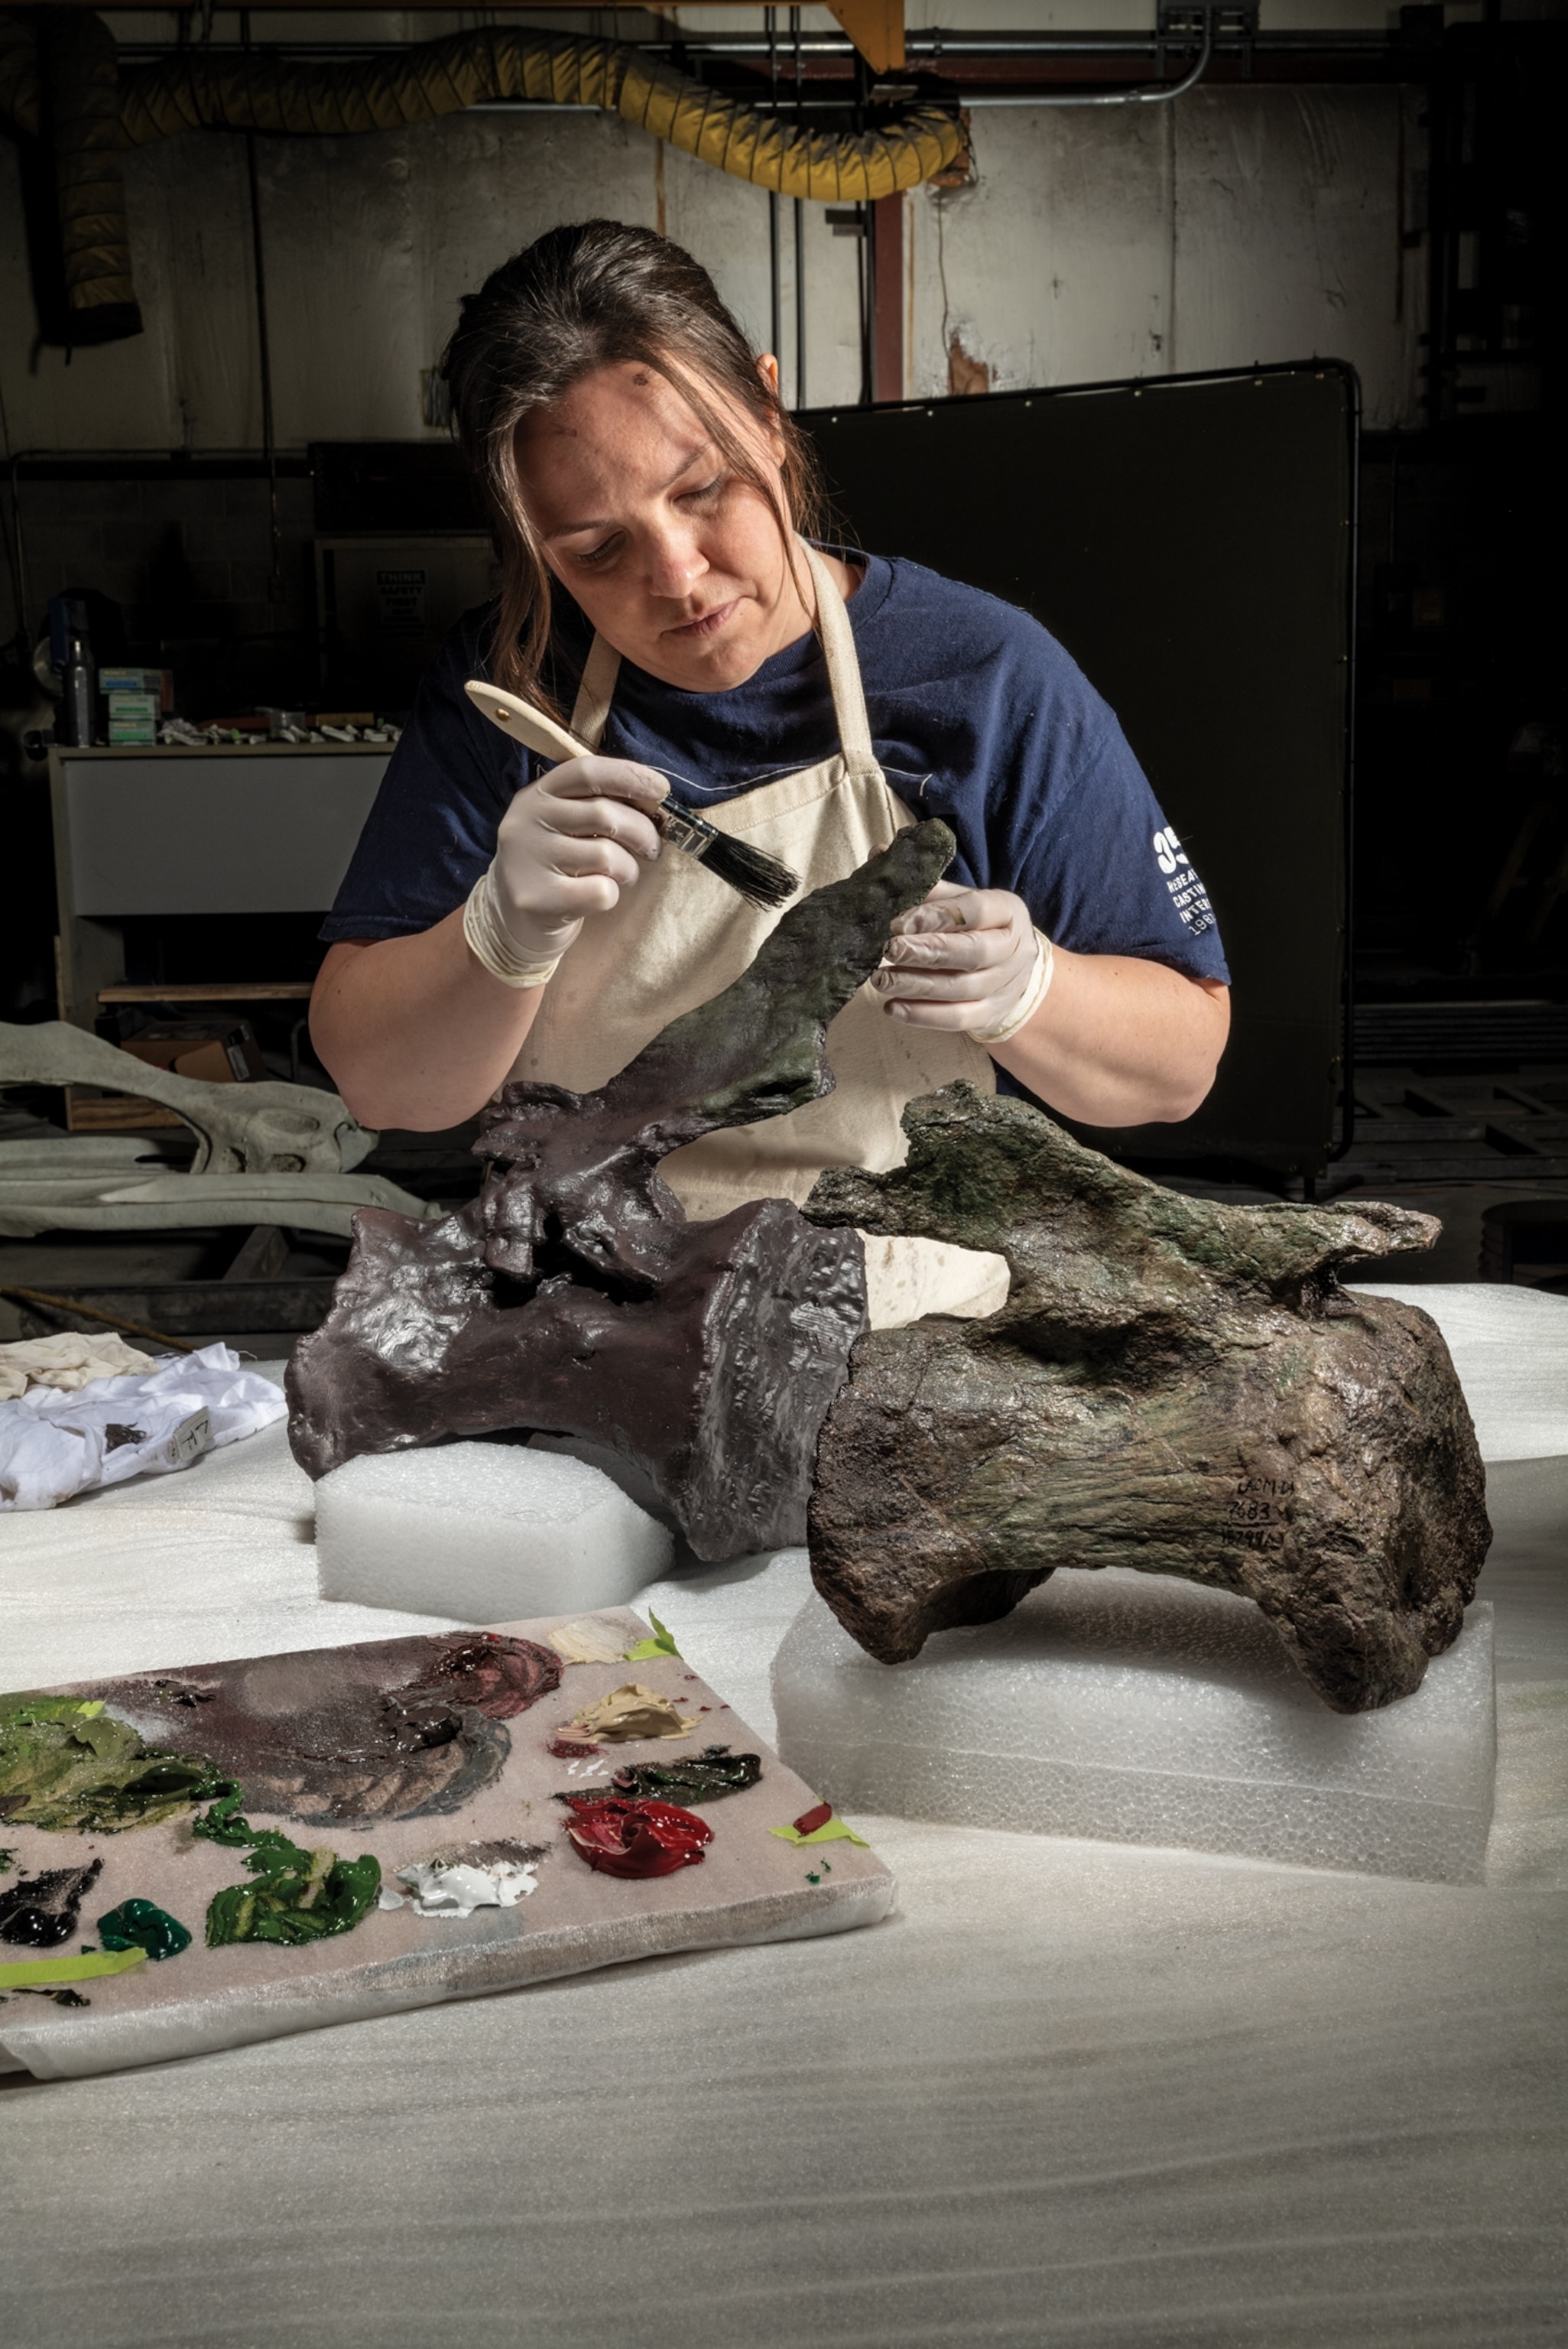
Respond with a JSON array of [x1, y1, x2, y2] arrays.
[[768, 1819, 870, 1848], [624, 1612, 683, 1662], [0, 1945, 148, 1988]]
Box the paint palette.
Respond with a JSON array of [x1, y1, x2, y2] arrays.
[[0, 1612, 894, 2080]]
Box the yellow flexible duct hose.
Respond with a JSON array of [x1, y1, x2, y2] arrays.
[[0, 15, 962, 345], [2, 8, 139, 334], [0, 9, 40, 141], [38, 7, 138, 328], [116, 28, 964, 202]]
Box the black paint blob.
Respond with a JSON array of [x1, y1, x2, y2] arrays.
[[0, 1858, 104, 1948]]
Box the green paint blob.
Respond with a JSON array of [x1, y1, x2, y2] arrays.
[[189, 1779, 258, 1849], [97, 1898, 193, 1961], [193, 1785, 380, 1948], [602, 1746, 761, 1805], [0, 1694, 223, 1834]]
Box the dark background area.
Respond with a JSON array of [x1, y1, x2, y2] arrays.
[[801, 365, 1353, 1182]]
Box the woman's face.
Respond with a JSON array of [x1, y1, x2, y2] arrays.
[[515, 359, 810, 694]]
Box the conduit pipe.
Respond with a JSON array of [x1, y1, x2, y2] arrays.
[[0, 15, 966, 343], [970, 14, 1213, 106]]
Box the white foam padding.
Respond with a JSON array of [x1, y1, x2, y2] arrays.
[[773, 1568, 1496, 1883], [314, 1441, 674, 1622], [1349, 1281, 1568, 1462]]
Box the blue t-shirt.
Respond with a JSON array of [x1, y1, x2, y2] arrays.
[[322, 553, 1229, 986]]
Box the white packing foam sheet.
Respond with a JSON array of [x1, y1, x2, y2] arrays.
[[1349, 1280, 1568, 1461], [0, 1305, 1563, 2341], [772, 1569, 1498, 1883], [0, 1363, 469, 1689], [313, 1439, 674, 1622], [635, 1545, 816, 1750]]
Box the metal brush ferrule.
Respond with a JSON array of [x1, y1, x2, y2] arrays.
[[657, 807, 719, 863]]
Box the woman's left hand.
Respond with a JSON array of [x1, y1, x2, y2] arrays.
[[871, 881, 1040, 1032]]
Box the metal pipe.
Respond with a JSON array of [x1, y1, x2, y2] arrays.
[[239, 10, 281, 600], [112, 33, 1394, 63], [1329, 361, 1362, 1165], [0, 1284, 197, 1354], [969, 17, 1213, 107], [2, 447, 28, 649], [794, 6, 806, 410], [767, 6, 781, 361]]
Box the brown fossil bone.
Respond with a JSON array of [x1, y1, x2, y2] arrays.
[[802, 1087, 1491, 1713], [286, 821, 957, 1558]]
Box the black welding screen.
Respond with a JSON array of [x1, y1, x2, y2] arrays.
[[799, 365, 1354, 1176]]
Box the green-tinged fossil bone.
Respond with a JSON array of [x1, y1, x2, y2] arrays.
[[803, 1085, 1490, 1713]]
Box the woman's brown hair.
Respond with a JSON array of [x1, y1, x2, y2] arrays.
[[440, 219, 829, 709]]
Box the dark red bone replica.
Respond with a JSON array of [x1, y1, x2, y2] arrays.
[[287, 824, 956, 1559]]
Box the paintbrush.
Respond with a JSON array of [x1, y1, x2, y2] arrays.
[[464, 678, 800, 912]]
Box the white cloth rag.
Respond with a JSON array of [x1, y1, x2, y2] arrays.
[[0, 1330, 155, 1402], [0, 1343, 288, 1512]]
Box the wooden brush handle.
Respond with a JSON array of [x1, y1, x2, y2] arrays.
[[464, 679, 589, 765]]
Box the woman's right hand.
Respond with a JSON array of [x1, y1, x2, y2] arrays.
[[490, 755, 669, 965]]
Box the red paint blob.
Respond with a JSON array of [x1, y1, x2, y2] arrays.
[[563, 1798, 713, 1879], [547, 1737, 601, 1759], [792, 1801, 833, 1837]]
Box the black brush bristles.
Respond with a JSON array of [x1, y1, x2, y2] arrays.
[[657, 806, 800, 910]]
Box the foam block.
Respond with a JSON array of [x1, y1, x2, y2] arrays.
[[773, 1568, 1496, 1883], [314, 1442, 673, 1621], [1350, 1282, 1568, 1462]]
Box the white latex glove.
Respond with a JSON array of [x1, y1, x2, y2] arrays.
[[489, 754, 669, 967], [871, 882, 1052, 1041]]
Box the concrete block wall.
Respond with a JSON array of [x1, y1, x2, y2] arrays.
[[0, 75, 1423, 652]]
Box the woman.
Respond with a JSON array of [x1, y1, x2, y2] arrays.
[[312, 220, 1229, 1229]]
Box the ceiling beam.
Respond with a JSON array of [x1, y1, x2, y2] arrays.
[[824, 0, 906, 74], [69, 0, 908, 66]]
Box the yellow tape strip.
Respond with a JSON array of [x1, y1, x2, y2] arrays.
[[0, 1945, 148, 1988], [769, 1819, 871, 1848]]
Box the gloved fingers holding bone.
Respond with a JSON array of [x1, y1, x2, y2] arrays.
[[872, 880, 1054, 1045]]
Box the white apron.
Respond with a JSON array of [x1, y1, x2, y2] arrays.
[[506, 547, 1008, 1326]]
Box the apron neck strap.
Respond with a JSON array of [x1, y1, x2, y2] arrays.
[[800, 541, 878, 779], [567, 541, 878, 778], [569, 630, 622, 750]]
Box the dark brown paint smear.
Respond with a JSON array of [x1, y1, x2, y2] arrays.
[[89, 1634, 562, 1830]]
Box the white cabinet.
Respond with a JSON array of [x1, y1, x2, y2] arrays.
[[50, 744, 388, 1027]]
